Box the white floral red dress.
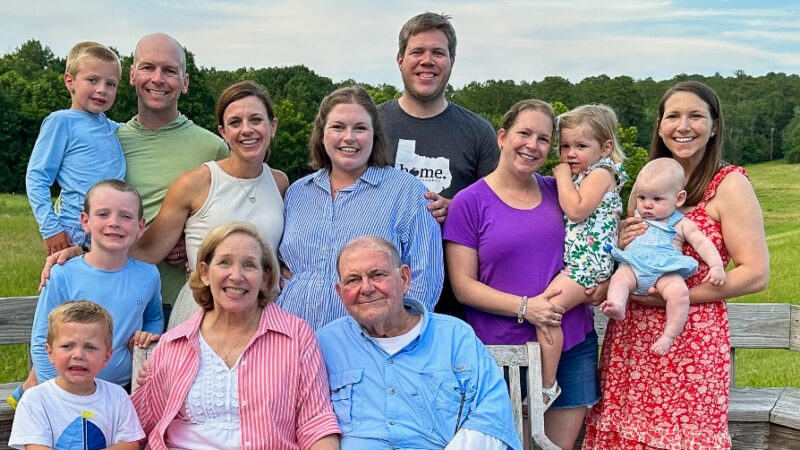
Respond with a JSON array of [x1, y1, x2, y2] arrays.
[[584, 165, 747, 450]]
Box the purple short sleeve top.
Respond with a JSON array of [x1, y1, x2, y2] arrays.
[[443, 174, 594, 349]]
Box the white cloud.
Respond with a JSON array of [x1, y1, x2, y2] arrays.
[[1, 0, 797, 88]]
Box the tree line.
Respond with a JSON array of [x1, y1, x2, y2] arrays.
[[1, 39, 798, 195]]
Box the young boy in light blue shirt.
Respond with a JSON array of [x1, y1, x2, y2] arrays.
[[26, 41, 125, 255], [27, 180, 163, 393]]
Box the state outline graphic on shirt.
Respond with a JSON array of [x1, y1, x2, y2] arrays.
[[394, 139, 452, 194]]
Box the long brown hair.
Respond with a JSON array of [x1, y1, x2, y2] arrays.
[[649, 81, 724, 206]]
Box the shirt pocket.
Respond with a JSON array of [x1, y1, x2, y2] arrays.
[[421, 366, 477, 435], [329, 368, 363, 434]]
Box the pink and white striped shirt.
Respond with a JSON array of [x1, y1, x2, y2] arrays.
[[131, 302, 340, 449]]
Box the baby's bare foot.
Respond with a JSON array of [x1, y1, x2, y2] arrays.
[[601, 300, 626, 321], [651, 335, 674, 355]]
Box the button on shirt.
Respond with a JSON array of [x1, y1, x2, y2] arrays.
[[278, 166, 443, 330], [316, 299, 522, 450]]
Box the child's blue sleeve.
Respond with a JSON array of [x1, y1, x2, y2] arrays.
[[142, 273, 164, 334], [31, 273, 66, 383], [25, 113, 71, 239]]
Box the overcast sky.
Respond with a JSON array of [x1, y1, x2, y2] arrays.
[[3, 0, 799, 88]]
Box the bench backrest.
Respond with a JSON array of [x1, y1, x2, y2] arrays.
[[594, 303, 800, 350], [0, 296, 37, 347], [487, 342, 559, 450]]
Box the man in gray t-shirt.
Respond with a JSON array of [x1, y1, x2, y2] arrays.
[[378, 12, 498, 318]]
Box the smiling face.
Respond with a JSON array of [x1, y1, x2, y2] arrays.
[[658, 91, 718, 167], [397, 29, 453, 105], [199, 232, 268, 316], [129, 34, 188, 117], [335, 245, 411, 335], [219, 95, 277, 163], [65, 59, 121, 114], [559, 124, 612, 175], [323, 102, 374, 179], [81, 186, 145, 255], [46, 321, 112, 395], [497, 108, 554, 176]]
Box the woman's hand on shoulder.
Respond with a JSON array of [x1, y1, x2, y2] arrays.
[[618, 215, 646, 249], [39, 246, 83, 291]]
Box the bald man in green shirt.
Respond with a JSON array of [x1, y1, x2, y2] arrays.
[[121, 33, 228, 321]]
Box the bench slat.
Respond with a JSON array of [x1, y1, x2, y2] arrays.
[[729, 387, 783, 422], [595, 303, 793, 349], [0, 296, 37, 346], [728, 303, 792, 348], [772, 388, 800, 430]]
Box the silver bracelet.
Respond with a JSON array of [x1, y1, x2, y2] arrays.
[[517, 296, 529, 324]]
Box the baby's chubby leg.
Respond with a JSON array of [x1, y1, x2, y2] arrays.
[[602, 265, 636, 321], [650, 273, 690, 355]]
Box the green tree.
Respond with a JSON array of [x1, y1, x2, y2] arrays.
[[781, 106, 800, 163], [270, 99, 314, 181]]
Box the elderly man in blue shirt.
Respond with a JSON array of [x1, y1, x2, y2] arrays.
[[317, 236, 522, 450]]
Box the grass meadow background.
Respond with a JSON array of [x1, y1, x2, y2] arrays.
[[1, 160, 798, 386]]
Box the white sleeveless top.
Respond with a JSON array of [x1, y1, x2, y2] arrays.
[[168, 161, 283, 329], [184, 160, 283, 266]]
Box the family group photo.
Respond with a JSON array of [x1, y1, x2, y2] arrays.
[[0, 2, 798, 449]]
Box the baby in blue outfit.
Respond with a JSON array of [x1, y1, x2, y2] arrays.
[[603, 158, 726, 355]]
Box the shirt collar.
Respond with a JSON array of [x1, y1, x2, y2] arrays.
[[308, 166, 386, 192], [346, 298, 430, 352], [163, 301, 294, 344]]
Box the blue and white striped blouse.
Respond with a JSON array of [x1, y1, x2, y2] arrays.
[[277, 165, 443, 330]]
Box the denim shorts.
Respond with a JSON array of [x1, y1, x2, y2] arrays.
[[506, 330, 601, 409], [551, 329, 600, 409]]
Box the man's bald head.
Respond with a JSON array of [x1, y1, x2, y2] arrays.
[[133, 33, 186, 73]]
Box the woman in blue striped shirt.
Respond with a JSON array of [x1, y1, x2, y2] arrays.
[[277, 86, 443, 330]]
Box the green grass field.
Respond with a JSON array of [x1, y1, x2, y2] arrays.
[[1, 160, 798, 386]]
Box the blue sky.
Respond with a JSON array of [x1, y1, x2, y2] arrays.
[[2, 0, 799, 88]]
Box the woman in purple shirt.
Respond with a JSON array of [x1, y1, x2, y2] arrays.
[[444, 99, 600, 449]]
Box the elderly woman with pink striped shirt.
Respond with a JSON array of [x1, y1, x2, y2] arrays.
[[131, 222, 340, 449]]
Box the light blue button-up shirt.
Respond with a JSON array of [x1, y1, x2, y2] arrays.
[[317, 299, 522, 450], [278, 166, 443, 330]]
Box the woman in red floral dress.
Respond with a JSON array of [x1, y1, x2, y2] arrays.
[[584, 81, 770, 449]]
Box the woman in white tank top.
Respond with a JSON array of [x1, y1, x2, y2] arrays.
[[130, 81, 288, 329]]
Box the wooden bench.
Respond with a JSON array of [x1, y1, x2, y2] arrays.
[[488, 342, 559, 449], [592, 303, 800, 449], [2, 297, 799, 449], [0, 296, 36, 448]]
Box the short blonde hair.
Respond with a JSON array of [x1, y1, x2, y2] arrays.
[[558, 104, 625, 164], [189, 222, 279, 310], [47, 300, 114, 348], [65, 41, 120, 77]]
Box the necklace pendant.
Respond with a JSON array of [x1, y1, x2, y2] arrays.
[[248, 195, 256, 203]]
